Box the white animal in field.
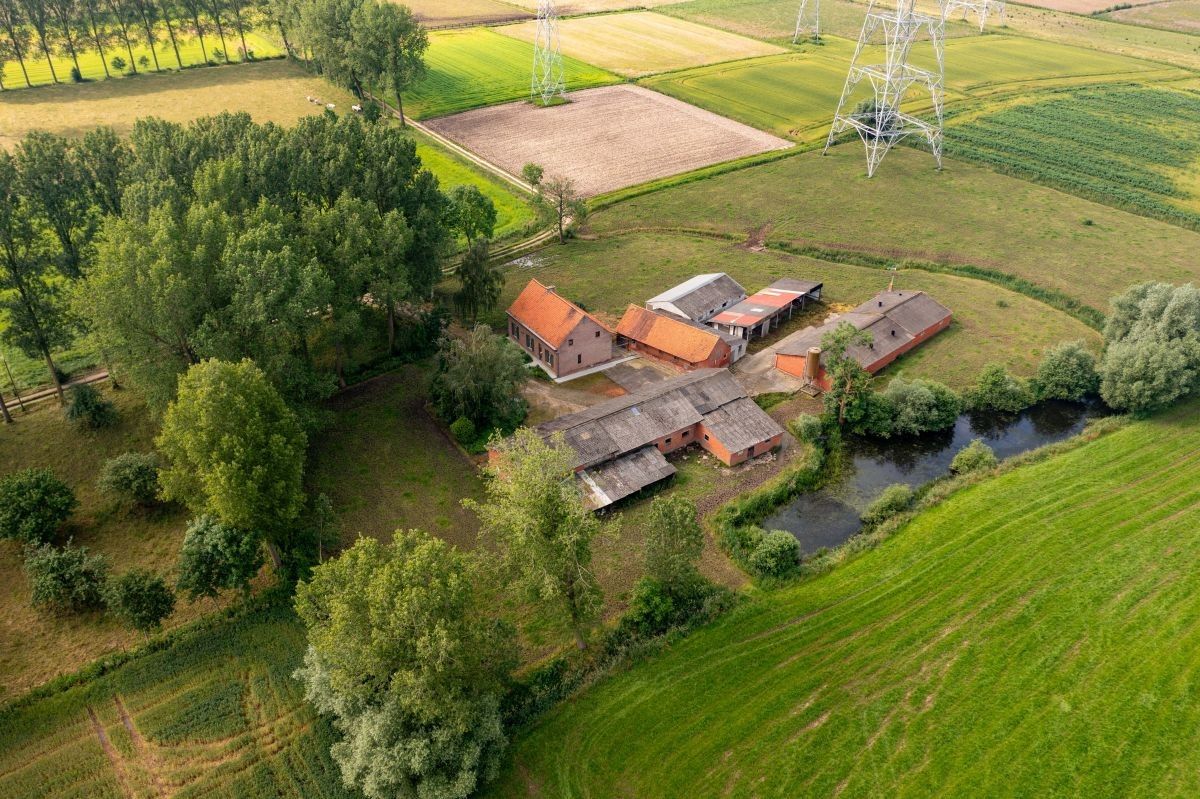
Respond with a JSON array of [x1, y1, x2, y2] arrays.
[[326, 103, 336, 110], [352, 104, 363, 113]]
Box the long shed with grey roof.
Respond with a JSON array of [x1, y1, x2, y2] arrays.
[[536, 369, 785, 509], [646, 273, 748, 323]]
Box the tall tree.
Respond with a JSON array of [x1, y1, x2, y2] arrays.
[[202, 0, 229, 61], [226, 0, 249, 58], [821, 321, 874, 427], [155, 0, 182, 68], [454, 240, 502, 324], [0, 153, 71, 405], [105, 0, 140, 73], [0, 0, 33, 87], [366, 208, 411, 354], [14, 132, 92, 279], [429, 324, 527, 429], [45, 0, 85, 78], [300, 0, 360, 93], [76, 127, 130, 216], [294, 532, 517, 799], [129, 0, 162, 71], [178, 0, 207, 64], [156, 359, 308, 550], [643, 495, 704, 589], [448, 184, 495, 245], [263, 0, 299, 57], [349, 0, 427, 125], [536, 175, 584, 244], [79, 0, 113, 78], [466, 428, 604, 650], [18, 0, 59, 82]]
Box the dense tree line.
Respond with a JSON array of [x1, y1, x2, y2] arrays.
[[0, 0, 268, 85]]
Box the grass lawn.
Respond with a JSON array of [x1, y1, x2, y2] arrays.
[[0, 388, 195, 704], [0, 59, 358, 148], [640, 34, 1177, 142], [408, 127, 535, 241], [661, 0, 982, 40], [0, 32, 281, 89], [495, 11, 785, 78], [306, 368, 485, 552], [493, 232, 1099, 388], [486, 402, 1200, 798], [587, 146, 1200, 313], [404, 28, 620, 120]]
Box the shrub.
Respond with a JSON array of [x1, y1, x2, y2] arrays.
[[1099, 283, 1200, 414], [65, 384, 118, 429], [97, 453, 161, 507], [430, 326, 528, 429], [105, 569, 176, 634], [0, 468, 77, 545], [24, 542, 110, 614], [861, 484, 914, 526], [951, 439, 998, 474], [749, 530, 801, 577], [70, 66, 83, 83], [110, 56, 126, 71], [968, 364, 1032, 414], [788, 413, 825, 444], [1034, 341, 1100, 401], [449, 416, 476, 445], [619, 577, 725, 639], [863, 378, 962, 437], [177, 515, 264, 602]]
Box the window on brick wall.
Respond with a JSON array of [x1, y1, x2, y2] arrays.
[[568, 338, 573, 346], [577, 354, 582, 364]]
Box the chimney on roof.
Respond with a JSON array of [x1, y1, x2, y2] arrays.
[[878, 300, 883, 307], [891, 329, 896, 336]]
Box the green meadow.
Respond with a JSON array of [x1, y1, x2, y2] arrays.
[[404, 28, 620, 119], [487, 403, 1200, 798]]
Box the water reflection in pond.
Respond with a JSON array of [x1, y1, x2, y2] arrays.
[[762, 400, 1106, 554]]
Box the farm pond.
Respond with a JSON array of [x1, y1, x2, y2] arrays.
[[763, 400, 1107, 553]]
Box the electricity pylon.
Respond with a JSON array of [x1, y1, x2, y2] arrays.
[[941, 0, 1006, 32], [532, 0, 565, 105], [823, 0, 944, 177], [793, 0, 820, 42]]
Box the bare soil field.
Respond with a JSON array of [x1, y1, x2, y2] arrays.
[[1106, 0, 1200, 32], [496, 11, 784, 77], [1011, 0, 1159, 11], [401, 0, 530, 27], [425, 84, 792, 195], [506, 0, 692, 12]]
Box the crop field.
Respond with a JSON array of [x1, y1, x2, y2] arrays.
[[0, 33, 281, 90], [1106, 0, 1200, 35], [945, 85, 1200, 228], [642, 34, 1176, 142], [402, 0, 530, 27], [588, 147, 1200, 312], [1016, 0, 1159, 12], [0, 604, 353, 799], [506, 0, 690, 11], [495, 11, 784, 77], [0, 60, 357, 148], [661, 0, 981, 40], [0, 390, 194, 704], [404, 28, 619, 119], [488, 403, 1200, 798], [493, 232, 1099, 388], [426, 84, 792, 196]]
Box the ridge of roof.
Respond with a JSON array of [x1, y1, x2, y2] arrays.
[[507, 278, 604, 348], [616, 305, 723, 363]]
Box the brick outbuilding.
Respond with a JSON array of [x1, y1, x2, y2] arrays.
[[616, 305, 740, 369]]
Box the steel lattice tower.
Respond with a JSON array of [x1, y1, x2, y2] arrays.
[[940, 0, 1006, 31], [532, 0, 565, 105], [792, 0, 820, 42], [823, 0, 945, 177]]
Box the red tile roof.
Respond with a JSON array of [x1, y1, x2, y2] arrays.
[[507, 279, 604, 348], [616, 305, 724, 364]]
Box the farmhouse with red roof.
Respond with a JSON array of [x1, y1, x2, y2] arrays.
[[506, 279, 614, 379]]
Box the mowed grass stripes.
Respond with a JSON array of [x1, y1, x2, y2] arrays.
[[487, 404, 1200, 798]]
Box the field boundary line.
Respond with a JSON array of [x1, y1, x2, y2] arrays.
[[114, 695, 168, 798], [87, 706, 137, 799]]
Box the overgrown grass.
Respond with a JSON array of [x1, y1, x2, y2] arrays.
[[586, 146, 1200, 313], [486, 402, 1200, 798]]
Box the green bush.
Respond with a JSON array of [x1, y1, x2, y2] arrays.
[[1034, 341, 1100, 401], [968, 364, 1033, 414], [105, 569, 176, 634], [877, 378, 962, 437], [24, 541, 110, 614], [861, 484, 915, 526], [0, 468, 77, 545], [449, 416, 476, 444], [749, 531, 801, 577], [788, 413, 825, 444], [97, 453, 161, 507], [951, 439, 999, 474], [65, 384, 119, 430]]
